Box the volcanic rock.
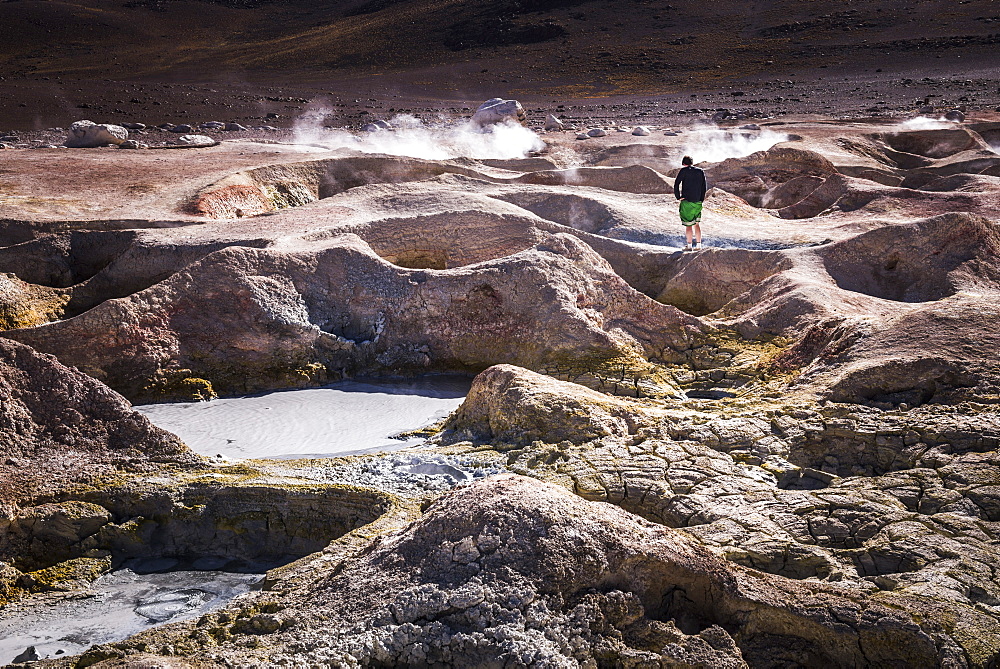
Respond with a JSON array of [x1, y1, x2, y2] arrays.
[[945, 109, 966, 122], [0, 337, 193, 507], [64, 120, 128, 148], [543, 114, 564, 131], [127, 474, 994, 667], [587, 127, 607, 137], [470, 98, 527, 127], [631, 125, 651, 136], [170, 134, 218, 147], [3, 231, 703, 401]]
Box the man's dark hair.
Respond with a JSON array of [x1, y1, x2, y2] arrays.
[[682, 155, 693, 166]]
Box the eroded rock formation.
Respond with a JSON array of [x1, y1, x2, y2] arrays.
[[1, 116, 1000, 666]]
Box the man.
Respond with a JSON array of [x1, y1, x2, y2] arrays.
[[674, 155, 708, 251]]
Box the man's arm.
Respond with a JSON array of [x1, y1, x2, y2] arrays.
[[700, 171, 708, 200], [674, 170, 683, 200]]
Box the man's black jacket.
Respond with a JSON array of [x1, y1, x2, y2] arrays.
[[674, 165, 708, 202]]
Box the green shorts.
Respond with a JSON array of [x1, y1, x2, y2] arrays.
[[679, 200, 703, 226]]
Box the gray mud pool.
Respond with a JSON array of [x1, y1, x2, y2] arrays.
[[0, 560, 263, 665], [0, 377, 475, 664], [136, 376, 472, 460]]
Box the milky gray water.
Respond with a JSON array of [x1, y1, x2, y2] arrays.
[[135, 376, 471, 460], [0, 563, 262, 665]]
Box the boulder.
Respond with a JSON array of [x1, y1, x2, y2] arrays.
[[575, 132, 589, 140], [199, 121, 226, 130], [543, 114, 564, 131], [944, 109, 966, 122], [587, 127, 607, 137], [224, 122, 248, 131], [361, 120, 393, 132], [470, 98, 527, 127], [64, 120, 128, 148], [117, 140, 147, 150], [712, 109, 731, 123], [632, 125, 651, 136], [171, 134, 218, 148], [169, 124, 195, 133], [121, 122, 146, 130]]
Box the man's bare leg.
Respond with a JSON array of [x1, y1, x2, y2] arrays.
[[685, 225, 694, 249], [694, 223, 702, 246]]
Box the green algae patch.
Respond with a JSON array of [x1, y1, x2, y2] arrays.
[[261, 181, 317, 210], [22, 556, 112, 592], [0, 273, 70, 331], [541, 353, 684, 399], [140, 368, 217, 402]]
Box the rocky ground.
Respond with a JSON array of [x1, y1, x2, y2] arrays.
[[1, 100, 999, 667]]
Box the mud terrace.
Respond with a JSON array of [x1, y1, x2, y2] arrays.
[[1, 112, 1000, 667]]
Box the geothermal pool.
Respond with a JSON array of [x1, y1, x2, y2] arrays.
[[0, 562, 263, 665], [135, 376, 471, 460]]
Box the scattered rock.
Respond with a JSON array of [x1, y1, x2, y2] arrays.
[[575, 132, 589, 140], [712, 109, 731, 123], [121, 122, 146, 130], [361, 120, 393, 132], [587, 128, 608, 137], [944, 109, 966, 122], [918, 105, 935, 114], [199, 121, 226, 130], [64, 120, 128, 148], [543, 114, 564, 131], [739, 123, 761, 131], [632, 125, 651, 136], [118, 140, 147, 149], [169, 124, 195, 133], [471, 98, 527, 127], [12, 646, 39, 663], [224, 122, 248, 131], [171, 134, 218, 147]]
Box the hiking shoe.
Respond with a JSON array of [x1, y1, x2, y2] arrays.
[[683, 244, 692, 251], [695, 242, 703, 250]]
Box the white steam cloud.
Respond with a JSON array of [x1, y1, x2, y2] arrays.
[[292, 113, 544, 161], [680, 128, 789, 164], [899, 116, 957, 130]]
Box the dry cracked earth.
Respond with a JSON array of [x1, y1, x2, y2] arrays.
[[2, 111, 1000, 668]]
